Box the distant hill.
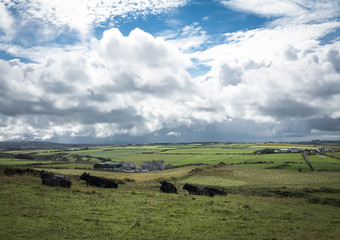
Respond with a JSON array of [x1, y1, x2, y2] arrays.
[[293, 140, 340, 146], [0, 141, 92, 151], [0, 140, 339, 151]]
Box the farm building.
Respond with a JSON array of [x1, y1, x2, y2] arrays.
[[121, 162, 140, 171], [94, 161, 165, 172], [93, 161, 139, 171], [274, 149, 289, 153], [141, 160, 165, 171], [304, 149, 320, 153], [318, 147, 331, 152]]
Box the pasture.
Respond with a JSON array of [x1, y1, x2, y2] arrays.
[[0, 142, 339, 239], [8, 142, 332, 171], [11, 142, 339, 173], [1, 165, 340, 240]]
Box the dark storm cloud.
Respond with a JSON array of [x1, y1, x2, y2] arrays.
[[0, 98, 53, 116], [0, 98, 144, 127], [41, 80, 77, 94], [273, 117, 340, 138], [87, 89, 109, 102], [259, 99, 319, 118], [46, 119, 277, 144], [310, 81, 340, 99], [307, 117, 340, 132]]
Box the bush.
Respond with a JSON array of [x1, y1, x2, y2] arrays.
[[113, 178, 125, 184], [0, 166, 40, 176], [123, 178, 136, 183], [14, 154, 34, 160]]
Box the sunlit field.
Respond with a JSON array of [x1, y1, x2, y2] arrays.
[[1, 142, 339, 239]]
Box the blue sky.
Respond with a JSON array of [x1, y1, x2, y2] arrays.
[[0, 0, 339, 144]]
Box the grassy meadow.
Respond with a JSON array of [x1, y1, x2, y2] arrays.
[[0, 142, 339, 239]]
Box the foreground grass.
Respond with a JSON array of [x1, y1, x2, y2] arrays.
[[1, 173, 340, 240], [1, 143, 339, 239]]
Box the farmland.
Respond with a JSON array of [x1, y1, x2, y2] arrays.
[[30, 142, 340, 172], [0, 141, 340, 239]]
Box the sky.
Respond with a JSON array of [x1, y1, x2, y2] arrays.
[[0, 0, 339, 144]]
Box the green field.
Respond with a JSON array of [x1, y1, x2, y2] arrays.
[[161, 147, 255, 154], [177, 165, 340, 188], [1, 142, 339, 239], [306, 154, 340, 171], [1, 165, 340, 240], [1, 142, 339, 172], [0, 158, 54, 165], [325, 152, 340, 160]]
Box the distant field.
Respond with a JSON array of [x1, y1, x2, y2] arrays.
[[52, 149, 147, 159], [177, 165, 340, 189], [253, 144, 315, 149], [0, 159, 53, 165], [2, 142, 340, 173], [167, 153, 304, 166], [162, 147, 255, 154], [326, 152, 340, 159], [38, 163, 94, 170], [307, 154, 340, 171], [115, 153, 190, 165]]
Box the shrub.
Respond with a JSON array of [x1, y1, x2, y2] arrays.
[[113, 178, 125, 184], [14, 154, 34, 160], [0, 166, 40, 176], [123, 178, 136, 183]]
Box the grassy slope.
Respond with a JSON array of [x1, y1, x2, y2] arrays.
[[1, 143, 339, 239], [1, 173, 339, 240]]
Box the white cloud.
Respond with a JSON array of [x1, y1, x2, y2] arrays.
[[220, 0, 340, 24], [0, 0, 340, 142], [162, 22, 210, 52], [167, 131, 181, 137], [0, 2, 15, 41], [221, 0, 305, 17], [6, 0, 189, 40], [194, 21, 340, 131], [198, 22, 340, 67], [187, 1, 340, 138], [0, 28, 218, 141]]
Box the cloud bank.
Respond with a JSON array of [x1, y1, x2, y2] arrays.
[[0, 0, 339, 143]]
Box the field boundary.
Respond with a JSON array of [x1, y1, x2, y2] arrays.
[[302, 152, 315, 171]]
